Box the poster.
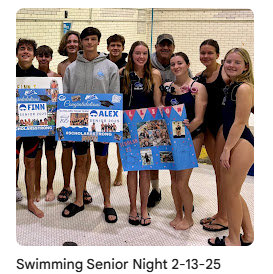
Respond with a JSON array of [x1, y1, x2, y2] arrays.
[[16, 77, 63, 137], [16, 89, 57, 137], [119, 104, 198, 171], [56, 93, 123, 143]]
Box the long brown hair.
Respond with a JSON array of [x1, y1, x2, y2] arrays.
[[123, 41, 154, 95]]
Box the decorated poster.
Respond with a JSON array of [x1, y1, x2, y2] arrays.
[[56, 93, 123, 143], [16, 77, 62, 137], [119, 104, 198, 171], [16, 89, 57, 137]]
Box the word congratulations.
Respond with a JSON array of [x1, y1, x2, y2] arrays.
[[64, 100, 100, 108]]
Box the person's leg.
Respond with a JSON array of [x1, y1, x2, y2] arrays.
[[34, 141, 43, 202], [240, 196, 254, 244], [127, 171, 138, 220], [209, 139, 254, 246], [62, 146, 87, 217], [173, 168, 193, 230], [94, 143, 117, 222], [170, 170, 183, 227], [45, 149, 56, 201], [147, 170, 161, 207], [203, 128, 227, 229], [25, 156, 44, 218], [58, 143, 73, 201], [139, 170, 151, 225], [114, 144, 123, 186]]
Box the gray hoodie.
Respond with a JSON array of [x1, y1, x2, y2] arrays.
[[63, 51, 120, 94], [151, 52, 193, 83]]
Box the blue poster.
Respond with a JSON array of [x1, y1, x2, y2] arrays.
[[16, 88, 58, 137], [119, 104, 198, 171], [56, 93, 123, 143]]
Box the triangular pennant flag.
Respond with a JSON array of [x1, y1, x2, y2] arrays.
[[172, 104, 184, 116], [147, 107, 158, 119], [163, 106, 172, 118], [158, 106, 164, 117], [124, 109, 136, 121], [136, 108, 147, 120]]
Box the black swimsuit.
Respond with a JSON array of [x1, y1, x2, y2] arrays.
[[222, 82, 254, 147], [163, 81, 205, 139], [195, 66, 227, 137]]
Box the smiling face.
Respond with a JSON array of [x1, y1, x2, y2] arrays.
[[36, 53, 52, 68], [16, 44, 35, 67], [107, 41, 124, 59], [200, 44, 219, 67], [66, 34, 80, 55], [170, 55, 189, 77], [224, 52, 248, 81], [155, 40, 175, 64], [132, 45, 149, 68]]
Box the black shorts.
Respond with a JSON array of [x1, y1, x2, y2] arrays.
[[61, 141, 109, 156], [16, 137, 39, 159], [38, 136, 57, 151]]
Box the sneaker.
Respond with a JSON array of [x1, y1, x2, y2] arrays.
[[147, 189, 161, 208], [16, 187, 23, 202]]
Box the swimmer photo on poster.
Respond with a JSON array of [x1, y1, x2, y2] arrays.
[[172, 121, 185, 138]]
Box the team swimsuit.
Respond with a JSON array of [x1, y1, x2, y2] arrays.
[[122, 71, 155, 110], [162, 81, 205, 139], [195, 65, 227, 137], [222, 82, 254, 147]]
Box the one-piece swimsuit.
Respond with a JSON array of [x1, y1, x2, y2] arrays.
[[222, 82, 254, 147]]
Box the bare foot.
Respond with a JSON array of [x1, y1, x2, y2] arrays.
[[28, 202, 44, 218], [170, 216, 183, 228], [200, 215, 218, 225], [175, 218, 193, 230], [45, 189, 55, 202], [113, 174, 122, 186]]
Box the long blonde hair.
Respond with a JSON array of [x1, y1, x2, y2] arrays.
[[123, 41, 154, 95], [224, 48, 254, 85]]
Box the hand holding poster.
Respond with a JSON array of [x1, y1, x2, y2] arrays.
[[56, 93, 123, 143], [119, 104, 198, 171]]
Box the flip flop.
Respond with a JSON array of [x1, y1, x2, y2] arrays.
[[140, 214, 151, 226], [203, 222, 228, 232], [128, 214, 140, 226], [103, 208, 118, 223], [57, 188, 72, 202], [62, 203, 84, 218], [208, 236, 226, 246], [200, 217, 216, 225], [83, 190, 92, 204], [240, 234, 253, 246]]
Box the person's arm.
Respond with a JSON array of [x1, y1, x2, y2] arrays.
[[184, 82, 207, 132], [220, 83, 254, 169], [152, 69, 163, 107]]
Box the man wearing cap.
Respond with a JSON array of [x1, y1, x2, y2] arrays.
[[149, 34, 192, 207], [62, 27, 120, 223]]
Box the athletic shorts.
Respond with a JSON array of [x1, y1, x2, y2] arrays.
[[16, 137, 39, 159], [61, 141, 109, 156], [38, 136, 57, 151]]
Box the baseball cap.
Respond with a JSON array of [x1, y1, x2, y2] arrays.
[[156, 34, 174, 45]]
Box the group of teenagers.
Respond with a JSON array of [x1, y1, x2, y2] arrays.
[[16, 26, 254, 246]]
